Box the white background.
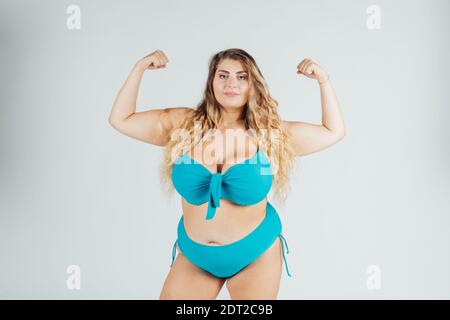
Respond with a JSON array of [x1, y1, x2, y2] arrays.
[[1, 0, 449, 299]]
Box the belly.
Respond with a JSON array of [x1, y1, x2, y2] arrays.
[[181, 198, 268, 245]]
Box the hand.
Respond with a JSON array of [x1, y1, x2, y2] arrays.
[[296, 58, 329, 84], [136, 49, 170, 71]]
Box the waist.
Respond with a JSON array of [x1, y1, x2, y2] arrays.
[[180, 198, 271, 245]]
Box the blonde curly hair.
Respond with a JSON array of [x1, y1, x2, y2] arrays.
[[159, 48, 297, 206]]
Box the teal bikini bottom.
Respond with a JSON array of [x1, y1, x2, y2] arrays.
[[169, 201, 292, 279]]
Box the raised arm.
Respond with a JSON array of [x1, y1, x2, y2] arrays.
[[108, 50, 193, 146], [282, 58, 346, 157]]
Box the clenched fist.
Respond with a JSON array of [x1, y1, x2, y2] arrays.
[[296, 58, 329, 84], [136, 49, 170, 71]]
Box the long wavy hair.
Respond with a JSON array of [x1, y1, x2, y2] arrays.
[[159, 48, 297, 206]]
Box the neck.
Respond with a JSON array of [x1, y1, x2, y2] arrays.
[[218, 106, 246, 129]]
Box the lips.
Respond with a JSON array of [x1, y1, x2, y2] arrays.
[[225, 92, 239, 96]]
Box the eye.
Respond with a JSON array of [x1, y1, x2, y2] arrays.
[[218, 74, 247, 80]]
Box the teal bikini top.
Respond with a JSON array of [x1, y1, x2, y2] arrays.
[[171, 146, 273, 220]]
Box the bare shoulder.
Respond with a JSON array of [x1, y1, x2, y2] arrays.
[[280, 120, 289, 130]]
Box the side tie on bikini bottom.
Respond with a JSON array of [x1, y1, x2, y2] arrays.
[[278, 233, 292, 277]]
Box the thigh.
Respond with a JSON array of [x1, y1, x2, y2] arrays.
[[159, 250, 227, 300], [226, 238, 282, 300]]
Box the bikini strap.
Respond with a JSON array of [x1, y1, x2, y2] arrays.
[[278, 234, 292, 277], [170, 239, 178, 268]]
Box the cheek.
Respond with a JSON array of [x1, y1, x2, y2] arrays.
[[212, 81, 220, 93], [213, 79, 223, 89]]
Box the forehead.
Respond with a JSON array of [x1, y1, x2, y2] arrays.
[[216, 59, 246, 73]]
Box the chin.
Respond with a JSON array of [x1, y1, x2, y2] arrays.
[[218, 100, 247, 109], [221, 103, 245, 109]]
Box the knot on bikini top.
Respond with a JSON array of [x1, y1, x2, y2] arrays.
[[206, 173, 222, 220]]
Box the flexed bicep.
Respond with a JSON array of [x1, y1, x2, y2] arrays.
[[110, 107, 194, 146]]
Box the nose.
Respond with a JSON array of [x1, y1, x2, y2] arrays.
[[226, 77, 238, 88], [226, 81, 237, 89]]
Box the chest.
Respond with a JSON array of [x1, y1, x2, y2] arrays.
[[187, 131, 259, 174]]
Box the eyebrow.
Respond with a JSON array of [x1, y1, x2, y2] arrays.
[[217, 69, 247, 74]]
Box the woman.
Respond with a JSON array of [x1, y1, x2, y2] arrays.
[[108, 48, 346, 299]]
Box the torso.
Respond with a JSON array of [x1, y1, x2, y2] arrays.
[[180, 126, 268, 246]]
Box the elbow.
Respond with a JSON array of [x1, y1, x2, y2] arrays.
[[333, 130, 346, 142], [108, 115, 121, 129], [108, 115, 116, 127], [327, 128, 346, 140], [108, 111, 134, 127], [336, 126, 346, 139]]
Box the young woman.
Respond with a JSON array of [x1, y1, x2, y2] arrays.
[[108, 48, 346, 299]]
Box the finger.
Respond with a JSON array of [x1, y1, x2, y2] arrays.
[[300, 59, 310, 73], [155, 52, 164, 66], [159, 52, 169, 67], [298, 59, 306, 72], [152, 58, 160, 68], [153, 58, 162, 68], [160, 51, 169, 64], [297, 58, 307, 70], [157, 50, 169, 65], [305, 61, 315, 75]]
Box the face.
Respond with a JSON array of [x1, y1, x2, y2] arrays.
[[213, 58, 250, 110]]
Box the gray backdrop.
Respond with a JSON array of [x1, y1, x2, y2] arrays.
[[1, 0, 449, 299]]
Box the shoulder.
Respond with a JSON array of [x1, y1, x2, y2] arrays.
[[280, 120, 294, 133]]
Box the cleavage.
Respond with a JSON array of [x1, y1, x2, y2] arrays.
[[189, 133, 258, 174]]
